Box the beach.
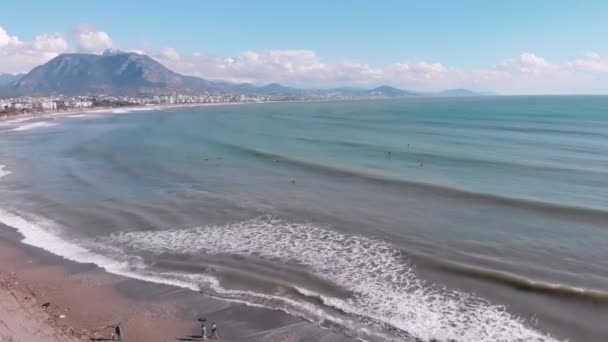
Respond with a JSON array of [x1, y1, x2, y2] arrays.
[[0, 225, 351, 342]]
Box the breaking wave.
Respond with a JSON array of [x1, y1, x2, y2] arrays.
[[9, 121, 57, 131], [0, 164, 10, 179], [91, 216, 560, 342], [428, 260, 608, 304], [0, 208, 200, 291]]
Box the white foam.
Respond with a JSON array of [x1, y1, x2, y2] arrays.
[[97, 217, 561, 342], [0, 208, 199, 292], [110, 106, 159, 114], [0, 164, 10, 179], [0, 204, 561, 341], [9, 121, 57, 131], [0, 117, 38, 129], [146, 270, 385, 342], [127, 106, 159, 112]]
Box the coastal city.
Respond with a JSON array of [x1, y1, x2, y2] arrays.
[[0, 93, 275, 117]]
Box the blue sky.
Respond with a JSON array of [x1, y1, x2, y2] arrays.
[[1, 1, 608, 93]]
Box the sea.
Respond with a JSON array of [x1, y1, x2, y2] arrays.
[[0, 96, 607, 342]]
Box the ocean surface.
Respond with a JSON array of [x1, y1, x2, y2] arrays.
[[1, 97, 607, 342]]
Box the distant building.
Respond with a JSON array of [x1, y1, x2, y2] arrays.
[[40, 101, 57, 110]]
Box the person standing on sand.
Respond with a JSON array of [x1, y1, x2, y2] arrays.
[[210, 322, 219, 339], [113, 324, 124, 341], [201, 321, 207, 339]]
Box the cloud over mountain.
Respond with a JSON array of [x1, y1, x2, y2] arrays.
[[76, 25, 113, 53]]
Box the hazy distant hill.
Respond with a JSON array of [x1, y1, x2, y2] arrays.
[[366, 85, 417, 97], [0, 73, 23, 86], [436, 88, 496, 97], [255, 83, 308, 96]]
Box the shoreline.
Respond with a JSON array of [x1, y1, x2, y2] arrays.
[[0, 98, 335, 126], [0, 101, 253, 125], [0, 97, 402, 127], [0, 99, 357, 342], [0, 234, 195, 341], [0, 224, 352, 341]]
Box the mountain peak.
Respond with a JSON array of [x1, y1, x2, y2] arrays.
[[10, 51, 188, 95], [101, 48, 128, 56], [367, 85, 416, 97]]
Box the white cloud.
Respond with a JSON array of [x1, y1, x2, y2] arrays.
[[2, 24, 608, 93], [386, 62, 450, 85], [129, 49, 146, 55], [159, 47, 180, 62], [498, 52, 560, 75], [155, 48, 458, 89], [153, 47, 608, 94], [0, 26, 21, 47], [0, 25, 69, 74], [155, 48, 608, 94], [33, 33, 69, 52], [76, 26, 113, 53], [584, 51, 601, 60], [568, 51, 608, 73]]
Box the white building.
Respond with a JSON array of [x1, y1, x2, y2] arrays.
[[40, 101, 57, 110]]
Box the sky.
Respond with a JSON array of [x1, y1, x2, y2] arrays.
[[1, 0, 607, 94]]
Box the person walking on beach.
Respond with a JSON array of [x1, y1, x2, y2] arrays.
[[201, 321, 207, 340], [210, 322, 219, 339], [113, 324, 124, 341]]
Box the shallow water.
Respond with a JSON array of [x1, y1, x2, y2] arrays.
[[1, 97, 607, 341]]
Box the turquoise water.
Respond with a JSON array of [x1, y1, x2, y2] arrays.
[[1, 97, 607, 341]]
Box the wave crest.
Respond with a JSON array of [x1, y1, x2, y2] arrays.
[[95, 216, 560, 342], [9, 121, 57, 131], [218, 142, 608, 222], [0, 164, 10, 179]]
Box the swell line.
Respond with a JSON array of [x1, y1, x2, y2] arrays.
[[426, 259, 608, 304], [216, 142, 608, 222]]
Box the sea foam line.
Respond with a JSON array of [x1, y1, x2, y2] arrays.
[[0, 164, 10, 179], [96, 217, 561, 342], [0, 208, 200, 292], [0, 207, 562, 341], [9, 121, 57, 131]]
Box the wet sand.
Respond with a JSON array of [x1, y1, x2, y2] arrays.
[[0, 226, 352, 342]]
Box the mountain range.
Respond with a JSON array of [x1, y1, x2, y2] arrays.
[[0, 50, 492, 98]]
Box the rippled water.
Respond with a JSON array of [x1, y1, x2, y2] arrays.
[[1, 97, 607, 341]]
